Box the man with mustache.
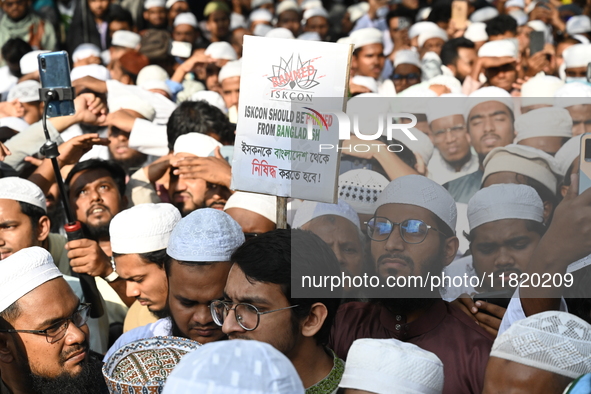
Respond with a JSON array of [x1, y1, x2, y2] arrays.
[[103, 208, 244, 360], [444, 87, 516, 203], [330, 175, 494, 394], [0, 247, 107, 394]]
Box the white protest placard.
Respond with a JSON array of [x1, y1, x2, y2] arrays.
[[231, 35, 352, 203]]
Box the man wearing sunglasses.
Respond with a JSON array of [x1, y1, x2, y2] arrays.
[[330, 175, 494, 394], [0, 247, 106, 394], [391, 50, 422, 94], [214, 229, 344, 394]]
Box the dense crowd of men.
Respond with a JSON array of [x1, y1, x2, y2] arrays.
[[1, 0, 591, 393]]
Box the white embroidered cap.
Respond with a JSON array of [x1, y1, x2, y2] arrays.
[[292, 199, 360, 229], [0, 177, 46, 211], [514, 107, 573, 142], [224, 191, 277, 224], [338, 169, 389, 215]]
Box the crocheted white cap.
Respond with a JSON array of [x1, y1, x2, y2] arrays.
[[0, 177, 46, 211], [338, 169, 389, 215], [292, 199, 360, 229]]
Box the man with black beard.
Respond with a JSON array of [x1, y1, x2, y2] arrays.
[[330, 175, 494, 394], [0, 247, 107, 394], [103, 208, 244, 360]]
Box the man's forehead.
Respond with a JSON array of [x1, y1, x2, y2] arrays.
[[17, 278, 79, 324], [376, 202, 435, 219], [473, 218, 535, 241], [470, 101, 510, 118], [225, 264, 279, 300], [70, 168, 116, 188], [431, 114, 465, 129], [0, 198, 24, 213]]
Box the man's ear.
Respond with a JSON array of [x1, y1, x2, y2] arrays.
[[0, 334, 15, 364], [36, 215, 51, 243], [301, 303, 328, 338], [442, 236, 459, 267]]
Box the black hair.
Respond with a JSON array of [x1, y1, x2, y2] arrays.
[[230, 229, 342, 346], [167, 101, 235, 150], [485, 15, 517, 37], [427, 1, 452, 25], [64, 159, 127, 197], [386, 8, 416, 26], [18, 201, 46, 231], [108, 4, 134, 28], [1, 38, 32, 77], [0, 301, 20, 328], [440, 37, 475, 66], [113, 248, 171, 269]]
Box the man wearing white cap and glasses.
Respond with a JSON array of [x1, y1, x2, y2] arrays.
[[0, 247, 106, 394], [104, 208, 244, 360], [330, 175, 494, 394], [391, 50, 422, 93], [143, 0, 168, 29], [109, 203, 182, 332]]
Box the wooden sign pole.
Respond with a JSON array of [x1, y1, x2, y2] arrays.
[[276, 196, 288, 229]]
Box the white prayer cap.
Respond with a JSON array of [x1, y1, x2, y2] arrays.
[[298, 32, 321, 41], [7, 80, 40, 103], [465, 86, 514, 120], [110, 203, 182, 254], [337, 36, 352, 45], [527, 19, 547, 32], [19, 50, 49, 75], [166, 0, 185, 8], [224, 191, 277, 224], [0, 117, 29, 133], [70, 64, 111, 81], [276, 0, 299, 15], [339, 338, 444, 394], [338, 169, 389, 215], [251, 0, 272, 9], [0, 177, 46, 211], [301, 0, 322, 11], [302, 7, 328, 24], [249, 8, 273, 23], [573, 34, 590, 44], [376, 174, 457, 231], [350, 28, 383, 50], [351, 75, 378, 93], [426, 95, 466, 123], [490, 311, 591, 379], [464, 22, 488, 42], [408, 21, 438, 39], [109, 93, 156, 121], [514, 107, 573, 143], [166, 208, 245, 261], [205, 41, 237, 60], [173, 132, 223, 157], [563, 44, 591, 69], [508, 9, 528, 26], [292, 199, 360, 229], [554, 82, 591, 108], [554, 136, 580, 176], [567, 15, 591, 35], [470, 6, 499, 22], [265, 27, 295, 39], [478, 39, 518, 58], [348, 3, 369, 23], [144, 0, 165, 9], [253, 23, 273, 37], [174, 12, 198, 28], [483, 144, 560, 193], [520, 73, 564, 107], [72, 43, 101, 63], [416, 7, 432, 22], [468, 184, 543, 231], [163, 340, 305, 394], [111, 30, 141, 49], [218, 59, 242, 84], [394, 49, 421, 69], [405, 128, 435, 164], [190, 90, 228, 114], [0, 247, 62, 312], [136, 65, 169, 85], [505, 0, 524, 9], [418, 27, 448, 49], [427, 75, 462, 94]]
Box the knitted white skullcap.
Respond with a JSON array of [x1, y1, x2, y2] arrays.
[[376, 174, 457, 231], [205, 41, 238, 61], [478, 39, 518, 58], [302, 7, 328, 24], [19, 50, 49, 75], [394, 49, 421, 69], [465, 86, 514, 121], [265, 27, 295, 39], [110, 203, 182, 254], [223, 191, 277, 224], [426, 95, 466, 124], [520, 74, 564, 107], [0, 247, 61, 312], [468, 184, 543, 231], [338, 169, 389, 215], [292, 199, 360, 229], [144, 0, 165, 9], [276, 0, 299, 15], [408, 21, 438, 39], [136, 65, 169, 85], [554, 82, 591, 108], [514, 107, 573, 143], [563, 44, 591, 69], [490, 311, 591, 379], [418, 27, 448, 49], [350, 28, 383, 50], [0, 177, 46, 211], [174, 12, 198, 28], [166, 208, 245, 261], [70, 64, 111, 82], [469, 6, 499, 22], [7, 80, 40, 103], [111, 31, 141, 49], [218, 59, 242, 84], [109, 93, 156, 122], [173, 132, 223, 157], [482, 144, 560, 194], [339, 338, 444, 394], [566, 15, 591, 35], [72, 43, 101, 63], [249, 8, 273, 23], [464, 22, 488, 42]]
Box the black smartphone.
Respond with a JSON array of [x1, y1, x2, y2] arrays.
[[587, 62, 591, 83], [579, 134, 591, 195], [38, 51, 76, 118], [529, 31, 545, 56], [472, 289, 514, 310]]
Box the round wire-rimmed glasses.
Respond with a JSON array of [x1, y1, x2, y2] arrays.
[[210, 300, 299, 331], [366, 217, 445, 244]]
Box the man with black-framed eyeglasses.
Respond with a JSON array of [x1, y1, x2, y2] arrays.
[[0, 247, 106, 394], [330, 175, 494, 394], [219, 229, 345, 394]]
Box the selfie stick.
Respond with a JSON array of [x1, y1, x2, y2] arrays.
[[39, 88, 104, 318]]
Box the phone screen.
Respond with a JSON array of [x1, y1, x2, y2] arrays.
[[529, 31, 545, 55], [38, 51, 76, 118]]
